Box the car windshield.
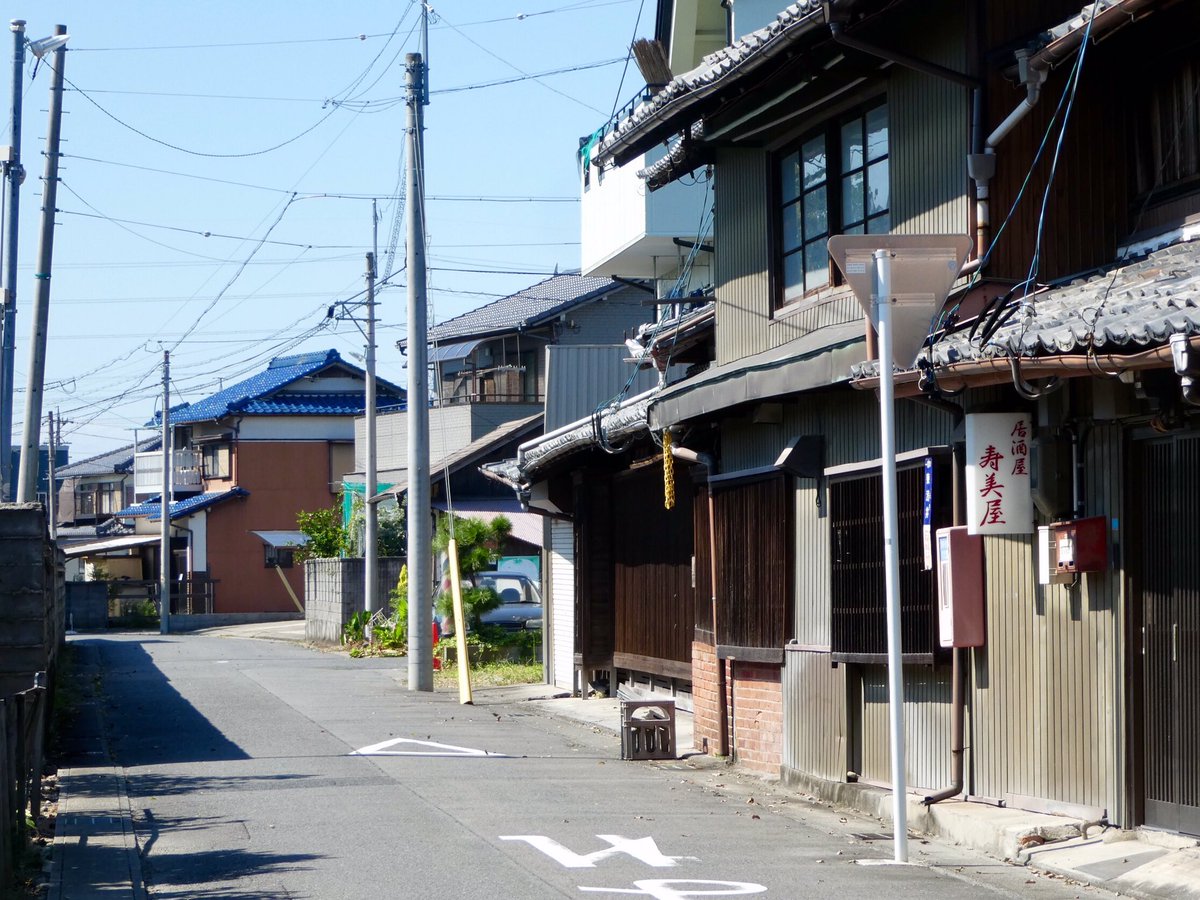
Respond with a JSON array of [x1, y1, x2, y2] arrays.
[[476, 574, 540, 604]]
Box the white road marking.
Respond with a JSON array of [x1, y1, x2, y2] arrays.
[[350, 737, 505, 757], [500, 834, 689, 869], [578, 880, 767, 898]]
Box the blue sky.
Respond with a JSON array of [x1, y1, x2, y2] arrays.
[[5, 1, 652, 459]]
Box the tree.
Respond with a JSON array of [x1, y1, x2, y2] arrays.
[[433, 513, 512, 632], [295, 502, 349, 561]]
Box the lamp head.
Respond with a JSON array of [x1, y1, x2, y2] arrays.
[[28, 33, 69, 59]]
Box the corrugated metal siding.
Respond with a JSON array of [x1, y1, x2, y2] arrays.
[[558, 286, 649, 347], [782, 649, 847, 780], [544, 345, 659, 431], [550, 520, 576, 692], [714, 148, 772, 366], [887, 3, 969, 237], [794, 481, 831, 647], [858, 663, 952, 791], [969, 422, 1124, 820]]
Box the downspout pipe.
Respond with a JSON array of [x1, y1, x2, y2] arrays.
[[915, 406, 967, 807], [671, 442, 729, 758]]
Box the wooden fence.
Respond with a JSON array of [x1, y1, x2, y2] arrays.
[[1, 673, 48, 890]]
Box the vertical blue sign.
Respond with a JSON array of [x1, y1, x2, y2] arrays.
[[923, 456, 934, 570]]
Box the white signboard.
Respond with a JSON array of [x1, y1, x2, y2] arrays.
[[965, 412, 1034, 535]]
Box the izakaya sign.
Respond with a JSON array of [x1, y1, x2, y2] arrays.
[[965, 412, 1034, 535]]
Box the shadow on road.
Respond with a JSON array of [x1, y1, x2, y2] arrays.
[[72, 638, 250, 766]]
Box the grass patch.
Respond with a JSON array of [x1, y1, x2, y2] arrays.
[[434, 660, 543, 689]]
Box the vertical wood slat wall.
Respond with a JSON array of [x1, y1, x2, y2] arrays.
[[611, 466, 695, 666]]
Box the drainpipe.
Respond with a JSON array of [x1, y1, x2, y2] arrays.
[[671, 442, 729, 758], [911, 396, 967, 806]]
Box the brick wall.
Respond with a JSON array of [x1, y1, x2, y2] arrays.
[[691, 639, 783, 774], [730, 661, 783, 775]]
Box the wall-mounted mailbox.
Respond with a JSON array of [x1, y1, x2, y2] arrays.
[[936, 526, 985, 648], [1052, 516, 1107, 574]]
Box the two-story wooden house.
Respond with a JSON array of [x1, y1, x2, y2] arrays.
[[548, 0, 1200, 840], [114, 349, 404, 617]]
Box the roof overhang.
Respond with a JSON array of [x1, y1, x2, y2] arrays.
[[250, 530, 309, 548], [63, 534, 160, 558], [648, 321, 865, 428]]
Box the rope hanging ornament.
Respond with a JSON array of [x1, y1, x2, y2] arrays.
[[662, 430, 676, 510]]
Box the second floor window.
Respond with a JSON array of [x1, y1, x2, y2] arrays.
[[202, 443, 231, 480], [777, 100, 889, 307]]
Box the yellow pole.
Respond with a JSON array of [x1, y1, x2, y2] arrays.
[[447, 538, 473, 704]]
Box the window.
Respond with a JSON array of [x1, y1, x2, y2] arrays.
[[202, 443, 231, 480], [264, 545, 295, 569], [777, 100, 889, 306], [829, 454, 951, 662], [1133, 55, 1200, 209], [97, 481, 123, 514]]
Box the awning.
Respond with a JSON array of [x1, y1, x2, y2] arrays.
[[432, 499, 544, 548], [62, 534, 161, 558], [648, 321, 865, 428], [428, 338, 483, 364], [251, 530, 309, 548]]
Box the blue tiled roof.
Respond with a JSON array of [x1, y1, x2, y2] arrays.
[[401, 274, 622, 349], [154, 349, 405, 426], [58, 437, 160, 478], [115, 488, 249, 522]]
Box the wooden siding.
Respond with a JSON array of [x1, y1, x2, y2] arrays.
[[858, 663, 952, 791], [576, 474, 615, 668], [694, 482, 714, 636], [969, 421, 1124, 820], [612, 466, 695, 668], [782, 648, 847, 781], [712, 473, 790, 649], [549, 519, 576, 691]]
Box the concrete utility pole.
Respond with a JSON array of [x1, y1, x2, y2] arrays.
[[160, 351, 172, 636], [1, 20, 27, 502], [405, 51, 432, 692], [364, 249, 379, 615], [17, 24, 67, 502]]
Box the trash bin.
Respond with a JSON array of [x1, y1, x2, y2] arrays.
[[620, 697, 676, 760]]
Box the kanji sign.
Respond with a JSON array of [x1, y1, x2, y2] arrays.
[[965, 413, 1034, 536]]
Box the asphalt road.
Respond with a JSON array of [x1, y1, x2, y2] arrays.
[[68, 633, 1103, 899]]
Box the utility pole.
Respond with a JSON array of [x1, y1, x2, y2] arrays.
[[364, 248, 379, 614], [17, 24, 67, 502], [46, 410, 56, 538], [1, 20, 27, 502], [405, 51, 432, 692], [159, 351, 172, 636]]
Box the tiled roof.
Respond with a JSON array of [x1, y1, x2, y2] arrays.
[[403, 274, 623, 349], [236, 393, 406, 416], [115, 488, 249, 522], [596, 2, 826, 165], [854, 239, 1200, 377], [161, 350, 404, 426], [58, 437, 160, 478]]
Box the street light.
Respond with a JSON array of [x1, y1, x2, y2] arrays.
[[829, 233, 971, 864]]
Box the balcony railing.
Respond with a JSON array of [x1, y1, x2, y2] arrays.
[[133, 448, 203, 498]]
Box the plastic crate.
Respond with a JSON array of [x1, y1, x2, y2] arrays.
[[620, 698, 676, 760]]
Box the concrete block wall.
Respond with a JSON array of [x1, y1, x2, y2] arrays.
[[65, 581, 108, 631], [304, 557, 406, 645], [0, 504, 62, 697]]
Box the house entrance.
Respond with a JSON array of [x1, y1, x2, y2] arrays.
[[1134, 433, 1200, 834]]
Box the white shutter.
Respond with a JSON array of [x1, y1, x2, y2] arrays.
[[549, 520, 575, 692]]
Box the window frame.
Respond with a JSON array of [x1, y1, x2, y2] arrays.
[[827, 448, 952, 664], [264, 545, 295, 569], [773, 97, 890, 312], [201, 442, 232, 480]]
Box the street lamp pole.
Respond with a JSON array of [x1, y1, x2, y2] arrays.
[[874, 248, 908, 863]]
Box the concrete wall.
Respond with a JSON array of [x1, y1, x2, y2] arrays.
[[0, 504, 63, 697], [304, 556, 406, 645], [65, 581, 108, 631]]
